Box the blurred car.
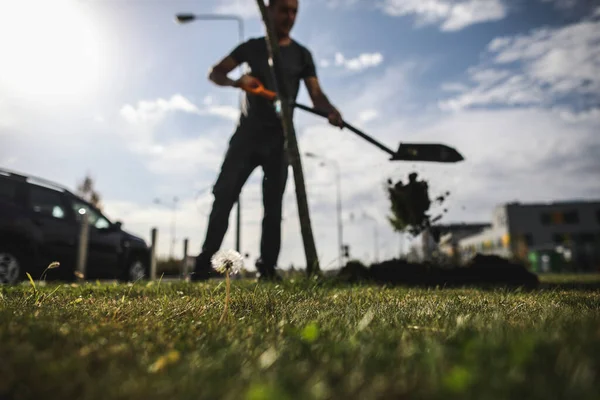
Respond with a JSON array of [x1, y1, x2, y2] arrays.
[[0, 167, 150, 284]]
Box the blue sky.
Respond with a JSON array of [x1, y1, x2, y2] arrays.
[[1, 0, 599, 269]]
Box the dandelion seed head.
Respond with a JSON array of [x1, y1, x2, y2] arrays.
[[211, 249, 244, 274]]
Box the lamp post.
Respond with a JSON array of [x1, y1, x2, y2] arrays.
[[362, 211, 379, 263], [399, 233, 404, 259], [304, 152, 344, 268], [175, 12, 244, 253], [154, 196, 179, 259], [195, 187, 220, 219]]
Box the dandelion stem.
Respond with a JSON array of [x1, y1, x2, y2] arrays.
[[219, 270, 231, 324]]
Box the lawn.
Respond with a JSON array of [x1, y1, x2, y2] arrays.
[[1, 274, 599, 400]]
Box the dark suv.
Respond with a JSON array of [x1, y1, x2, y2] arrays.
[[0, 168, 151, 284]]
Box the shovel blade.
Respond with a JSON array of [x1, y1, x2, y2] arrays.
[[391, 143, 465, 163]]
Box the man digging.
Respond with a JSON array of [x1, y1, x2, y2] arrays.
[[191, 0, 343, 282]]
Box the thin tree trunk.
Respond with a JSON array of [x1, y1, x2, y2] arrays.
[[254, 0, 320, 276]]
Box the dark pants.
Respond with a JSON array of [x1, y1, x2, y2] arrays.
[[197, 129, 289, 272]]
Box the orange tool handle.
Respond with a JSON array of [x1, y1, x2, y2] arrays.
[[237, 80, 277, 101]]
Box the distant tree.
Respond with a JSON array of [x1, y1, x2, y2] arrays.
[[76, 173, 103, 210]]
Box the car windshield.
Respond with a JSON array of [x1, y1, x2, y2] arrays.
[[71, 200, 112, 229]]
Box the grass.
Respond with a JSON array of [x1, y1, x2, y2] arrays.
[[539, 273, 600, 285], [1, 274, 599, 400]]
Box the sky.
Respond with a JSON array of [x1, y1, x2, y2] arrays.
[[1, 0, 599, 270]]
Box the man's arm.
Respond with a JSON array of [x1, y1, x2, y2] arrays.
[[304, 76, 344, 127], [304, 76, 335, 112], [208, 40, 253, 87], [208, 55, 241, 87]]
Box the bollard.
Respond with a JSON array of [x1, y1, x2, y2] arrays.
[[182, 238, 189, 278], [150, 227, 157, 280], [76, 211, 89, 281]]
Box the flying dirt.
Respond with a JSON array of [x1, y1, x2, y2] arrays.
[[386, 171, 450, 236]]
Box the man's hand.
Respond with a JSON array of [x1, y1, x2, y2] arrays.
[[327, 107, 344, 128]]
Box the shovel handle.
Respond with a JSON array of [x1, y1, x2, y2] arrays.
[[292, 102, 397, 157], [238, 79, 396, 158]]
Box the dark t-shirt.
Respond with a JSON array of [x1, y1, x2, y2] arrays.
[[229, 36, 317, 135]]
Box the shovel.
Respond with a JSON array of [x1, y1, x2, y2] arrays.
[[239, 80, 465, 163]]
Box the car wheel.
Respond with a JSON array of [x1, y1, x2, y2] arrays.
[[127, 258, 148, 282], [0, 247, 23, 285]]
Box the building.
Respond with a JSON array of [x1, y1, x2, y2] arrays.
[[457, 200, 600, 271], [405, 223, 491, 263], [434, 223, 492, 262]]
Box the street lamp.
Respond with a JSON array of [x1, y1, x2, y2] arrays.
[[154, 196, 179, 260], [175, 12, 245, 253], [304, 152, 344, 268], [175, 13, 244, 38], [362, 211, 379, 263]]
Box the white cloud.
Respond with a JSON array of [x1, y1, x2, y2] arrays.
[[120, 94, 239, 127], [336, 52, 384, 70], [0, 99, 18, 130], [320, 52, 384, 72], [203, 105, 240, 121], [357, 109, 379, 123], [441, 82, 469, 93], [469, 68, 511, 84], [1, 156, 18, 167], [439, 16, 600, 112], [120, 94, 201, 126], [378, 0, 507, 31], [324, 62, 413, 120], [557, 107, 600, 123], [142, 136, 225, 176], [439, 74, 546, 111], [212, 0, 260, 19], [115, 95, 241, 181]]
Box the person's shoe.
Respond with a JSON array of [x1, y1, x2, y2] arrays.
[[189, 252, 214, 282], [255, 258, 283, 282]]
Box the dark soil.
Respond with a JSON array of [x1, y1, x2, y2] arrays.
[[337, 254, 540, 289], [386, 171, 450, 236]]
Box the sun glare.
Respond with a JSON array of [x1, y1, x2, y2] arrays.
[[0, 0, 104, 105]]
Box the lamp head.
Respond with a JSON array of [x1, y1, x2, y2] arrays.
[[175, 13, 196, 23]]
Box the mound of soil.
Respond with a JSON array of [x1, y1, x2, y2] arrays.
[[336, 260, 371, 283], [337, 254, 539, 288], [458, 254, 540, 287]]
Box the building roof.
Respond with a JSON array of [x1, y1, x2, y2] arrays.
[[431, 222, 491, 232], [503, 199, 600, 208]]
